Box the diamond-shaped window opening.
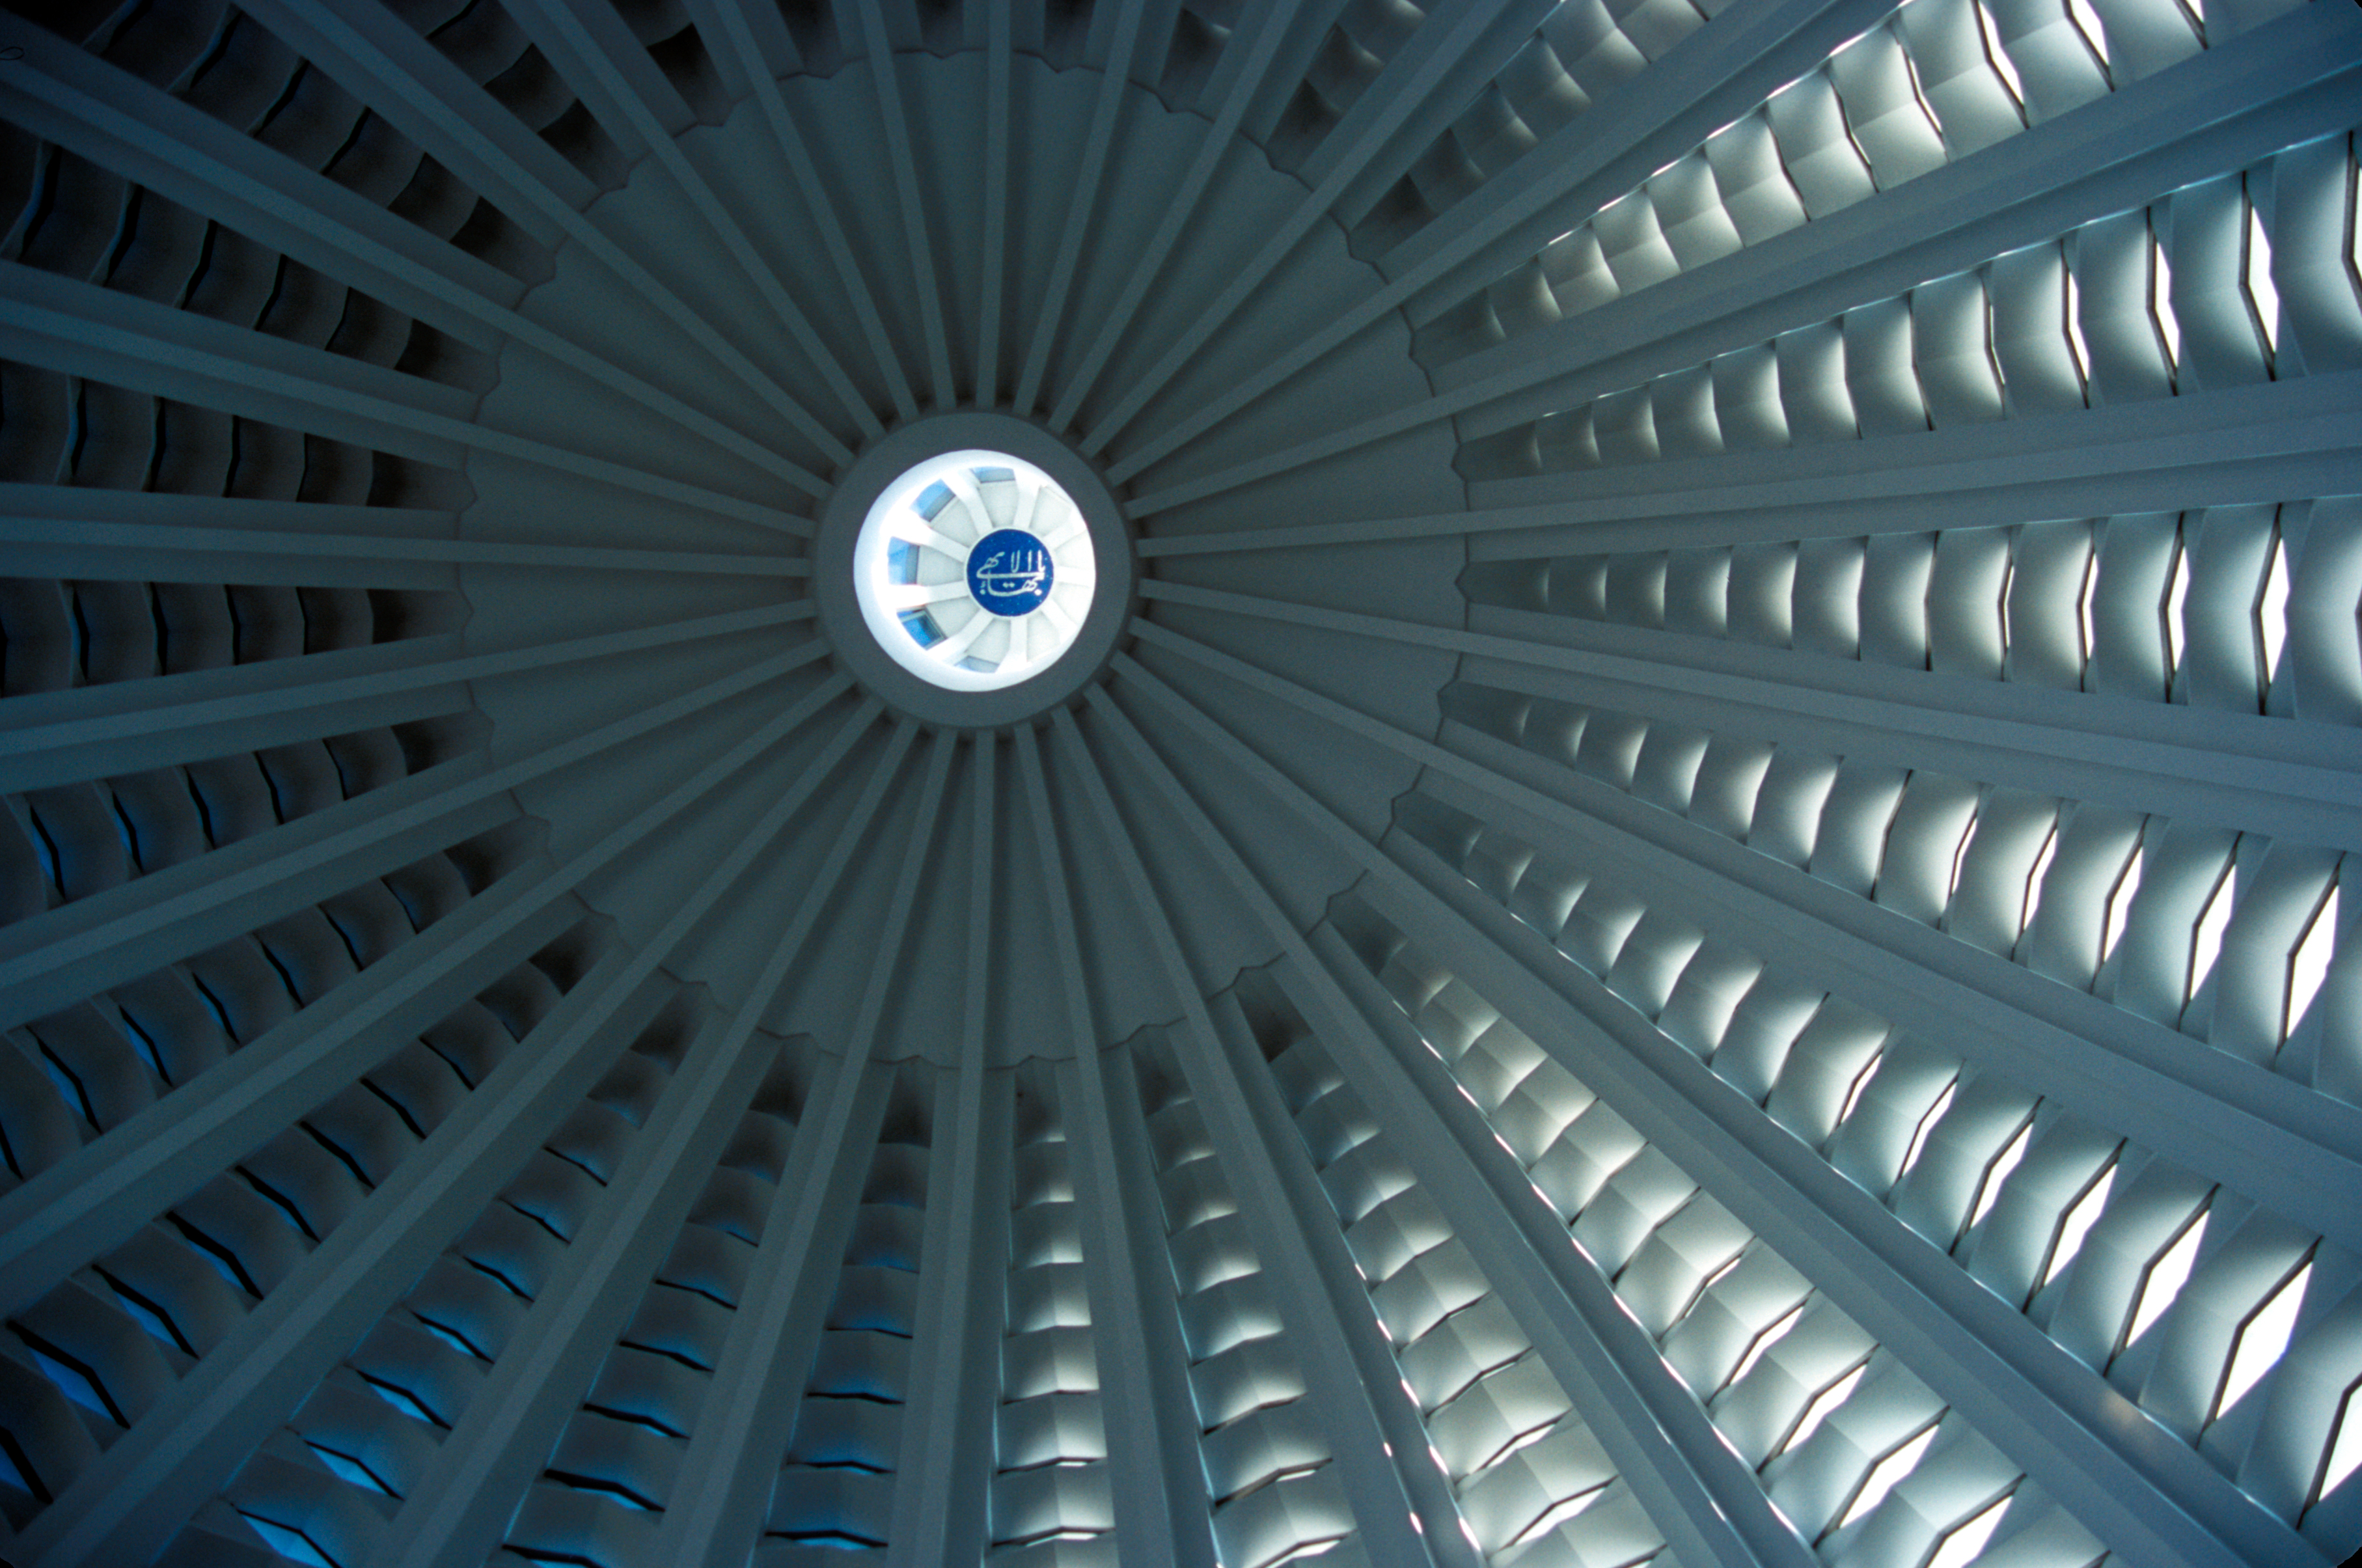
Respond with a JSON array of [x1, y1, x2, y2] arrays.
[[851, 450, 1099, 693]]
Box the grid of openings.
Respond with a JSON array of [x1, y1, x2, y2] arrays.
[[1460, 497, 2362, 722], [1351, 0, 1737, 260], [1430, 682, 2356, 1087], [1132, 1032, 1362, 1568], [1380, 788, 2362, 1530], [0, 918, 593, 1558], [197, 951, 678, 1568], [1416, 0, 2328, 385], [506, 1036, 805, 1568], [761, 1069, 933, 1560], [1353, 918, 2087, 1567], [1256, 1021, 1658, 1568], [0, 812, 538, 1186], [988, 1064, 1112, 1565], [1458, 135, 2362, 478]]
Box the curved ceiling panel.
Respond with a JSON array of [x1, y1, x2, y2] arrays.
[[0, 2, 2357, 1568]]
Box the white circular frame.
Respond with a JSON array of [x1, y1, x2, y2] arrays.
[[813, 412, 1134, 728], [851, 450, 1098, 691]]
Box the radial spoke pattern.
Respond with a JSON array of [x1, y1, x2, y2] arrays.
[[0, 2, 2357, 1567]]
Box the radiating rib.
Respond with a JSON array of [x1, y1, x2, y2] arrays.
[[1112, 654, 2319, 1568], [1087, 688, 1796, 1568], [0, 684, 868, 1323], [1136, 367, 2362, 557], [976, 0, 1014, 405], [501, 0, 882, 437], [1118, 1, 2362, 509], [364, 722, 922, 1568], [237, 0, 857, 465], [0, 15, 830, 496], [0, 646, 831, 1032], [1, 515, 805, 588], [886, 737, 1003, 1568], [647, 724, 942, 1568], [1053, 710, 1469, 1568], [1119, 632, 2362, 1242], [839, 0, 957, 410], [1105, 0, 1909, 484], [1015, 726, 1207, 1568], [1011, 0, 1152, 417], [1133, 581, 2362, 850], [1077, 0, 1562, 457], [1046, 0, 1311, 433], [684, 0, 920, 420], [0, 601, 810, 795], [0, 262, 814, 526]]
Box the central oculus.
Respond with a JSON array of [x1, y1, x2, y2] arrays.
[[851, 449, 1097, 691]]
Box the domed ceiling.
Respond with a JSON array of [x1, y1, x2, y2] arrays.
[[0, 1, 2359, 1567]]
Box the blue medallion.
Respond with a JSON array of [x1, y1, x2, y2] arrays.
[[966, 528, 1054, 616]]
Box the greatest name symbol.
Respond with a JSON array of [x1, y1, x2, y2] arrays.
[[967, 529, 1054, 615]]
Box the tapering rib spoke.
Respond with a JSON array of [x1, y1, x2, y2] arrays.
[[684, 0, 920, 419], [975, 0, 1014, 404], [886, 737, 1004, 1568], [1133, 581, 2362, 849], [1011, 0, 1151, 418], [1054, 710, 1477, 1568], [0, 601, 810, 796], [1134, 371, 2362, 558], [502, 0, 882, 437], [648, 723, 941, 1568], [1105, 0, 1906, 484], [1015, 727, 1205, 1568], [0, 646, 832, 1032], [1078, 0, 1561, 456], [0, 262, 819, 521], [0, 16, 830, 495], [238, 0, 858, 464], [1046, 0, 1311, 433], [838, 0, 957, 409]]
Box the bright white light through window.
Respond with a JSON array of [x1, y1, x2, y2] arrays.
[[1970, 1116, 2033, 1227], [2259, 531, 2290, 686], [1975, 1, 2026, 109], [1785, 1361, 1868, 1453], [1839, 1420, 1940, 1529], [1901, 1077, 1959, 1179], [1926, 1491, 2016, 1568], [2063, 0, 2111, 68], [2286, 883, 2340, 1042], [2246, 195, 2281, 351], [853, 450, 1097, 691], [2126, 1206, 2210, 1349], [2187, 857, 2238, 1008], [2216, 1258, 2312, 1418], [2020, 822, 2060, 937], [1731, 1302, 1807, 1384], [2152, 230, 2181, 366], [2102, 844, 2145, 963], [2044, 1159, 2118, 1287], [2320, 1382, 2362, 1501]]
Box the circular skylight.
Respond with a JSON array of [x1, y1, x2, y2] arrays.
[[851, 450, 1097, 691]]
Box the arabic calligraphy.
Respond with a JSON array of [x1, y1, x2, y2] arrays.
[[965, 528, 1055, 616]]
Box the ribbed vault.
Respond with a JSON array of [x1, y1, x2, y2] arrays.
[[0, 1, 2357, 1567]]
